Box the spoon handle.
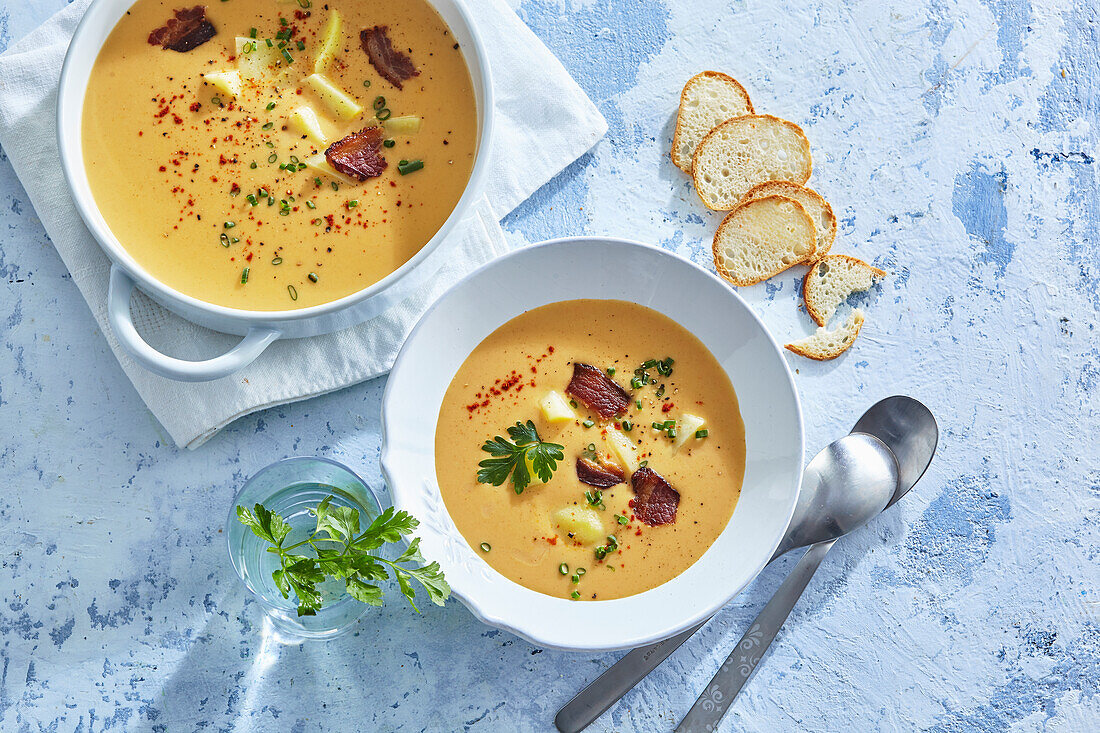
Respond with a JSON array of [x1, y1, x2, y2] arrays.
[[675, 540, 836, 732]]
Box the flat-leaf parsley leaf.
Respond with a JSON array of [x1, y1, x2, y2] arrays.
[[236, 499, 449, 617], [477, 420, 565, 494]]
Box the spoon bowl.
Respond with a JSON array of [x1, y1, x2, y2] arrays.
[[773, 433, 898, 557]]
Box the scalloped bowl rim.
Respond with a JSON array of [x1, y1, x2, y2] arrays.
[[381, 237, 803, 651]]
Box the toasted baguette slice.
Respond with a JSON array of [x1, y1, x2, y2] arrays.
[[692, 115, 812, 210], [786, 310, 865, 361], [803, 254, 886, 326], [712, 195, 816, 286], [739, 181, 835, 259], [671, 72, 753, 173]]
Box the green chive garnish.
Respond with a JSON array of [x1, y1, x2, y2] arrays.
[[373, 95, 386, 110], [621, 420, 632, 431], [376, 108, 391, 121], [576, 568, 586, 576], [287, 284, 298, 301], [266, 141, 275, 148], [272, 257, 283, 265], [571, 574, 579, 584], [249, 27, 257, 39], [639, 460, 648, 468], [363, 79, 372, 88], [636, 400, 643, 410], [296, 40, 306, 51], [266, 102, 276, 111], [262, 122, 274, 130], [582, 419, 594, 428], [306, 200, 316, 209], [480, 542, 491, 552], [331, 181, 339, 191], [559, 563, 568, 575], [250, 161, 258, 169], [281, 49, 293, 64], [219, 233, 230, 247], [223, 221, 235, 229], [308, 272, 319, 283], [265, 39, 273, 47], [268, 153, 278, 163], [607, 367, 616, 376], [695, 429, 709, 439], [383, 139, 395, 148], [569, 399, 578, 408], [240, 267, 249, 284], [570, 591, 580, 600], [347, 200, 359, 208], [397, 159, 424, 175]]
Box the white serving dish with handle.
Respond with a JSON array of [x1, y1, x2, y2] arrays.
[[381, 237, 804, 651], [56, 0, 493, 382]]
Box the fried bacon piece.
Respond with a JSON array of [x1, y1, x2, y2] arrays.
[[576, 457, 625, 488], [148, 6, 216, 52], [325, 126, 388, 180], [630, 467, 680, 526], [565, 363, 631, 419], [360, 26, 419, 89]]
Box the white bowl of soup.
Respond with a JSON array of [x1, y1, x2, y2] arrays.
[[382, 237, 804, 651], [58, 0, 492, 380]]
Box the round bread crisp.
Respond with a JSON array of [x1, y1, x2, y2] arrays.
[[785, 310, 865, 361], [670, 71, 753, 173], [739, 181, 835, 259], [712, 195, 816, 286], [692, 115, 812, 211], [803, 254, 886, 326]]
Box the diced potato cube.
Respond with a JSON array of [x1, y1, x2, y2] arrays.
[[540, 391, 575, 423], [675, 413, 706, 450], [553, 507, 605, 545], [235, 37, 284, 81], [289, 106, 328, 145], [313, 9, 344, 73], [604, 427, 639, 472], [202, 70, 242, 98], [383, 115, 422, 135], [304, 73, 363, 119], [303, 153, 357, 185]]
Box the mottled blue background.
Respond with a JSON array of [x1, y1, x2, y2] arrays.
[[3, 0, 1099, 730]]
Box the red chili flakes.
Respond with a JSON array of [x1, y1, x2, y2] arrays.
[[661, 402, 675, 413], [189, 101, 201, 112], [158, 166, 167, 172]]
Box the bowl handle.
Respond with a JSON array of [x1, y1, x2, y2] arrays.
[[107, 266, 281, 382]]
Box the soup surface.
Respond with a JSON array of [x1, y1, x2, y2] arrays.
[[83, 0, 476, 310], [435, 300, 746, 600]]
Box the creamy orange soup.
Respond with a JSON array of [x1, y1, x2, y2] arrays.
[[83, 0, 476, 310], [435, 300, 746, 600]]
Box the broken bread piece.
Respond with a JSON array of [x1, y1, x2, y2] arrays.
[[803, 254, 886, 326], [671, 71, 754, 173], [739, 181, 835, 259], [692, 114, 812, 210], [785, 310, 865, 361], [713, 195, 816, 286]]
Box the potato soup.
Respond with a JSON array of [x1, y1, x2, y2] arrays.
[[82, 0, 477, 310], [435, 300, 746, 601]]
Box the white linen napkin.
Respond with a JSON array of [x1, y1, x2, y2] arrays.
[[0, 0, 606, 449]]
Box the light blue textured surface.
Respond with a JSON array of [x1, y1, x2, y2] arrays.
[[3, 0, 1099, 730]]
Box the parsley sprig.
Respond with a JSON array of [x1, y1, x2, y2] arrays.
[[236, 498, 450, 616], [477, 420, 565, 494]]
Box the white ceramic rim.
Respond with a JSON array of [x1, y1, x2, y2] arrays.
[[381, 237, 804, 651], [56, 0, 495, 325]]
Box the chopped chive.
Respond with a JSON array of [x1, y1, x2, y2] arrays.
[[297, 0, 311, 8], [667, 428, 677, 439], [695, 429, 709, 439], [314, 177, 322, 186], [272, 257, 283, 265], [287, 284, 298, 300], [223, 220, 236, 229], [297, 162, 307, 171], [616, 514, 628, 525], [306, 200, 316, 209], [265, 141, 274, 149], [569, 399, 578, 408], [363, 79, 372, 88], [289, 155, 300, 164], [559, 563, 568, 575], [219, 233, 230, 247], [265, 39, 273, 47], [383, 138, 396, 148], [249, 27, 257, 39], [308, 272, 319, 283], [576, 568, 586, 576], [571, 574, 579, 584], [630, 376, 643, 389], [229, 186, 241, 197], [211, 96, 222, 107], [240, 267, 249, 284], [373, 95, 386, 110], [230, 237, 239, 244], [656, 385, 665, 398], [268, 153, 278, 163], [621, 420, 632, 431], [376, 108, 391, 120], [652, 422, 664, 430], [570, 591, 580, 600], [582, 419, 595, 429], [281, 49, 293, 64], [296, 40, 306, 51], [479, 542, 491, 552], [331, 181, 339, 191], [642, 359, 657, 369], [279, 209, 289, 216], [347, 200, 359, 208], [280, 17, 289, 27], [262, 121, 274, 130], [607, 367, 616, 376], [258, 187, 268, 197], [266, 102, 276, 111], [639, 460, 649, 468], [250, 161, 257, 169], [397, 159, 424, 175], [267, 196, 275, 206], [636, 399, 643, 410]]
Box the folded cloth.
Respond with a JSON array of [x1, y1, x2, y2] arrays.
[[0, 0, 605, 448]]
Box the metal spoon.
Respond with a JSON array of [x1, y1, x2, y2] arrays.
[[555, 434, 899, 733], [555, 396, 937, 733], [675, 397, 938, 731]]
